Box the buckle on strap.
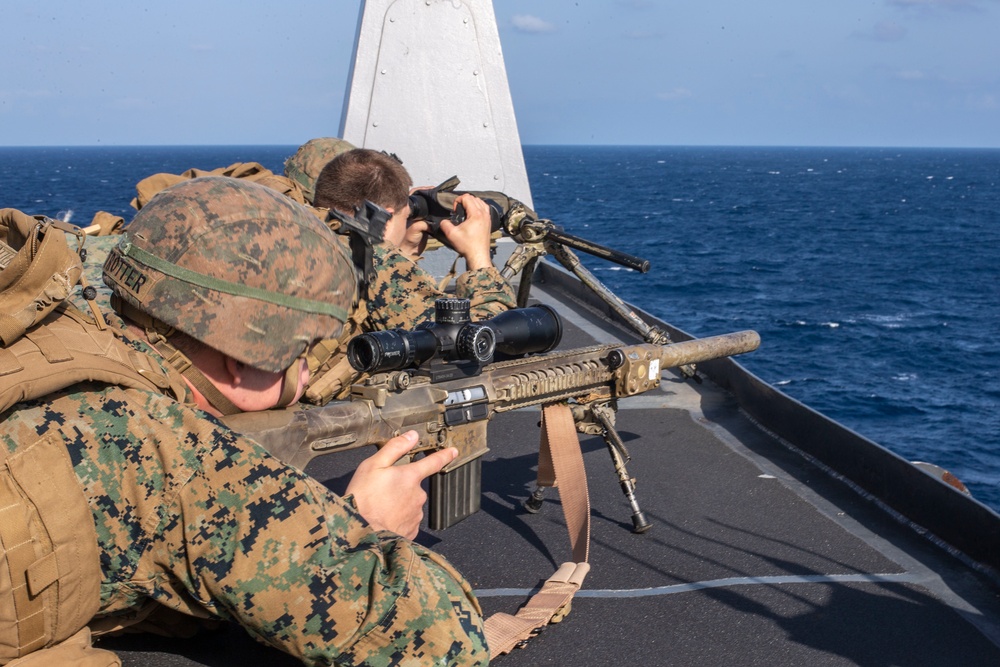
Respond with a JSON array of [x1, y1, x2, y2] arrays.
[[483, 562, 590, 657]]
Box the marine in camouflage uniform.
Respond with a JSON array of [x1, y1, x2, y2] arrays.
[[0, 177, 488, 666], [312, 148, 516, 331], [365, 243, 515, 330]]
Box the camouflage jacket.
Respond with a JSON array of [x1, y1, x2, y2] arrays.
[[365, 244, 516, 331], [0, 321, 488, 666]]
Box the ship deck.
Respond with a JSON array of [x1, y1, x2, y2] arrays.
[[107, 264, 1000, 666]]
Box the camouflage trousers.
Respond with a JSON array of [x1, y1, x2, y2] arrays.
[[1, 384, 488, 667]]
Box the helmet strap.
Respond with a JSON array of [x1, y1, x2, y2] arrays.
[[275, 356, 305, 408], [113, 296, 243, 416]]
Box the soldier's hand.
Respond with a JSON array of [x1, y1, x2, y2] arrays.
[[439, 193, 492, 271], [399, 218, 430, 259], [346, 431, 458, 539]]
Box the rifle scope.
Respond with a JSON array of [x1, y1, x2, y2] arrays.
[[347, 298, 562, 374]]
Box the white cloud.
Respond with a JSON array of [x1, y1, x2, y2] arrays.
[[623, 29, 665, 40], [895, 69, 927, 81], [966, 92, 999, 109], [887, 0, 988, 11], [511, 15, 555, 33], [111, 97, 154, 110], [656, 88, 694, 101], [852, 20, 907, 41], [873, 21, 907, 41]]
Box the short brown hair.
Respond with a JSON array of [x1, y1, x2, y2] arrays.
[[313, 149, 412, 213]]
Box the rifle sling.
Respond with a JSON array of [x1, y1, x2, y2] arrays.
[[539, 402, 590, 564], [484, 402, 591, 658]]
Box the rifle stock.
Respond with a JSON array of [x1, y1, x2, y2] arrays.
[[225, 330, 760, 528]]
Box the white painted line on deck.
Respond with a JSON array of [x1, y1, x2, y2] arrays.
[[475, 572, 923, 598]]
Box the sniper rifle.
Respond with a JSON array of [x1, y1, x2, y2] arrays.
[[225, 299, 761, 532]]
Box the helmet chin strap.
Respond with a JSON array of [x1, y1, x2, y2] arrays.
[[113, 296, 243, 416], [274, 353, 306, 409]]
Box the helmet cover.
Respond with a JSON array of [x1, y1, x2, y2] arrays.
[[284, 137, 356, 203], [104, 176, 354, 373]]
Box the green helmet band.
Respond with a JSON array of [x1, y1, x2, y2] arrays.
[[117, 240, 348, 322]]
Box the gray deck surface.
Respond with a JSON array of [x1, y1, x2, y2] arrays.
[[107, 280, 1000, 666]]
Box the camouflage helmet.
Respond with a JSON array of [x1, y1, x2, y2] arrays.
[[284, 137, 356, 203], [103, 176, 354, 374]]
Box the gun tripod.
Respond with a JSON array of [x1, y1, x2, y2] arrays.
[[522, 400, 651, 533], [499, 207, 681, 350], [498, 207, 693, 533]]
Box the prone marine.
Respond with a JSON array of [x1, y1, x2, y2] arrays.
[[0, 177, 489, 666]]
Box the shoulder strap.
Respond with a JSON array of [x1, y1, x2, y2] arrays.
[[0, 305, 186, 414]]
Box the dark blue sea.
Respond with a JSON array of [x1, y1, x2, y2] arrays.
[[2, 145, 998, 512]]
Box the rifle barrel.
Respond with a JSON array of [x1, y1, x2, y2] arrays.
[[544, 227, 650, 273], [658, 331, 760, 367]]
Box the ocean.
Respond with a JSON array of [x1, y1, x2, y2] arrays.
[[2, 145, 998, 511]]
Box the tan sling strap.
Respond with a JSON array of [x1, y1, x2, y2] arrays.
[[537, 402, 591, 564], [483, 402, 592, 657], [483, 562, 590, 657], [0, 434, 104, 664]]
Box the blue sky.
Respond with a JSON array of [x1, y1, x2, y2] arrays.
[[2, 0, 998, 148]]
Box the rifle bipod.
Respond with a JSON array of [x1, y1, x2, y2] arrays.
[[523, 402, 651, 534]]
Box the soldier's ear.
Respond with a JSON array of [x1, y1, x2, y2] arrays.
[[224, 355, 246, 387]]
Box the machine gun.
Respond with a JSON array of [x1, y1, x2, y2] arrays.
[[225, 299, 760, 532]]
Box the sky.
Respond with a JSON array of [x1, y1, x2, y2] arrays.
[[2, 0, 998, 148]]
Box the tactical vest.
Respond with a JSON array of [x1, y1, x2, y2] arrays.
[[0, 211, 187, 414], [303, 298, 369, 405], [130, 161, 308, 211], [0, 211, 185, 666]]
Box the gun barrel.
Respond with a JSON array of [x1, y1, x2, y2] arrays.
[[658, 330, 760, 368], [545, 227, 651, 273]]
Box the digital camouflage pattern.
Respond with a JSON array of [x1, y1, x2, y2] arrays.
[[284, 138, 357, 204], [0, 323, 489, 666], [365, 244, 517, 331], [103, 177, 355, 374], [75, 234, 118, 314]]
